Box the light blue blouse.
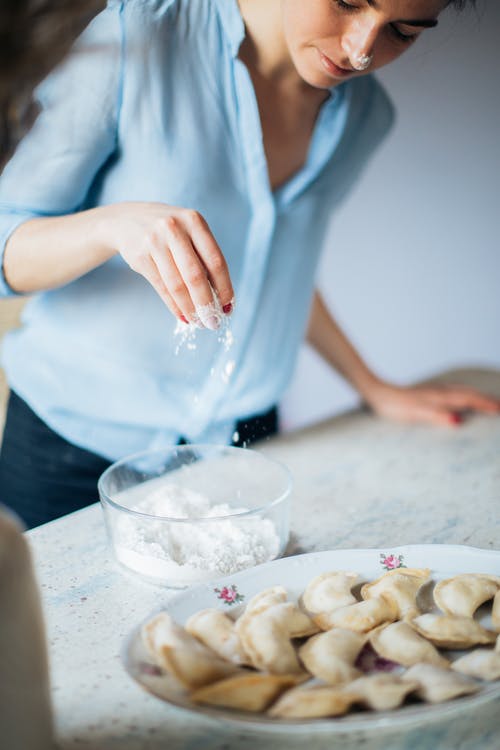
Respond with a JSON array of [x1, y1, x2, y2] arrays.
[[0, 0, 394, 461]]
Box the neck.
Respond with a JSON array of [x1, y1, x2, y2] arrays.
[[237, 0, 304, 92]]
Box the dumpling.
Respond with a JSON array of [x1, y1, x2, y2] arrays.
[[402, 663, 479, 703], [234, 587, 290, 640], [268, 684, 353, 719], [298, 628, 365, 684], [369, 621, 449, 668], [274, 602, 319, 639], [451, 636, 500, 682], [315, 596, 398, 632], [452, 649, 500, 682], [361, 568, 430, 620], [244, 599, 318, 638], [142, 612, 238, 689], [411, 613, 497, 649], [433, 574, 500, 618], [234, 587, 317, 636], [240, 586, 288, 618], [236, 591, 317, 674], [342, 674, 418, 711], [302, 571, 358, 615], [237, 602, 311, 674], [190, 672, 304, 712], [234, 587, 291, 663], [185, 609, 249, 665]]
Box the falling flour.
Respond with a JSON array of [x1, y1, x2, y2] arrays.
[[174, 288, 235, 357], [114, 482, 280, 586]]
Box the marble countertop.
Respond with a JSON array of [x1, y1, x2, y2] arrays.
[[27, 368, 500, 750]]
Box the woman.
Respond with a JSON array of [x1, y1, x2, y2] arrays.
[[0, 0, 497, 529]]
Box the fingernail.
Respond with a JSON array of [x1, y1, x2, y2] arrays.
[[449, 413, 463, 425], [223, 303, 233, 315], [197, 306, 222, 330], [204, 315, 221, 330], [179, 315, 189, 324]]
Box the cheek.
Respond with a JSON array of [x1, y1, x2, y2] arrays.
[[282, 0, 338, 54], [281, 0, 342, 84]]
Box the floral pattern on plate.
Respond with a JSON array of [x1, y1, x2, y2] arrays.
[[214, 584, 245, 605], [380, 552, 406, 571]]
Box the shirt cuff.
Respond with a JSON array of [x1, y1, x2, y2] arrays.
[[0, 212, 35, 296]]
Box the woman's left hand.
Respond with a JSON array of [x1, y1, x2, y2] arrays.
[[364, 379, 500, 427]]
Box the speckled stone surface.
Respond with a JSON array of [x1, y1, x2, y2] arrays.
[[27, 369, 500, 749]]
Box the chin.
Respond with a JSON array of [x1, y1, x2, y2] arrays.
[[293, 49, 340, 90]]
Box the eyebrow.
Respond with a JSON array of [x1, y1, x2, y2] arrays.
[[366, 0, 439, 28]]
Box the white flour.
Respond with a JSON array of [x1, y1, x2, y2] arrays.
[[114, 482, 280, 586], [174, 314, 234, 356], [174, 288, 235, 357]]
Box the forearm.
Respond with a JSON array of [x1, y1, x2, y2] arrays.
[[307, 292, 500, 427], [3, 206, 116, 293], [306, 290, 381, 399]]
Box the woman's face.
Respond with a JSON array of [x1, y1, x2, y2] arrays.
[[281, 0, 448, 88]]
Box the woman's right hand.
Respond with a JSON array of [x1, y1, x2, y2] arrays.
[[99, 202, 234, 329]]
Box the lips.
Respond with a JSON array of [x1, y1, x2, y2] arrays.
[[318, 50, 353, 78]]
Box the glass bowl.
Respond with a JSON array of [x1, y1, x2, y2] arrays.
[[98, 445, 291, 588]]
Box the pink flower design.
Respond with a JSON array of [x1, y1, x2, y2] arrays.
[[380, 552, 406, 571], [214, 584, 244, 605]]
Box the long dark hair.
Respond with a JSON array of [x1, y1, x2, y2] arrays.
[[0, 0, 104, 168]]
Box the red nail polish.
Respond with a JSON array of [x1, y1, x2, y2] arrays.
[[223, 303, 233, 315], [450, 413, 463, 425], [180, 315, 189, 324]]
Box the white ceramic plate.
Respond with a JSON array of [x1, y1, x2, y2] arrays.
[[123, 544, 500, 733]]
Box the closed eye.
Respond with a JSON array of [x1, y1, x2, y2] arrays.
[[334, 0, 359, 12], [389, 24, 419, 43]]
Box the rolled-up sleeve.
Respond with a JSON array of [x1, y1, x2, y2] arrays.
[[0, 1, 124, 296]]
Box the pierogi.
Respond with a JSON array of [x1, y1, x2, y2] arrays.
[[140, 566, 500, 721]]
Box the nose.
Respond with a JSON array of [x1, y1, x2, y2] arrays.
[[341, 18, 378, 71]]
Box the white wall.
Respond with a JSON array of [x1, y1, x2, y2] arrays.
[[281, 0, 500, 431]]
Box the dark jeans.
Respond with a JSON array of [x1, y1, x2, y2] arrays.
[[0, 390, 278, 529]]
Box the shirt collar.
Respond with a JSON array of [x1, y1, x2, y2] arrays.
[[214, 0, 246, 58]]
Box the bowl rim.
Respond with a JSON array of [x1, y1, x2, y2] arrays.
[[97, 444, 292, 523]]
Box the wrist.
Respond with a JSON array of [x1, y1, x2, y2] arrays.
[[90, 205, 120, 261], [354, 371, 389, 404]]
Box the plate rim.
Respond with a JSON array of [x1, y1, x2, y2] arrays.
[[161, 543, 500, 607]]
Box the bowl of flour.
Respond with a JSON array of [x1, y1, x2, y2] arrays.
[[98, 445, 291, 587]]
